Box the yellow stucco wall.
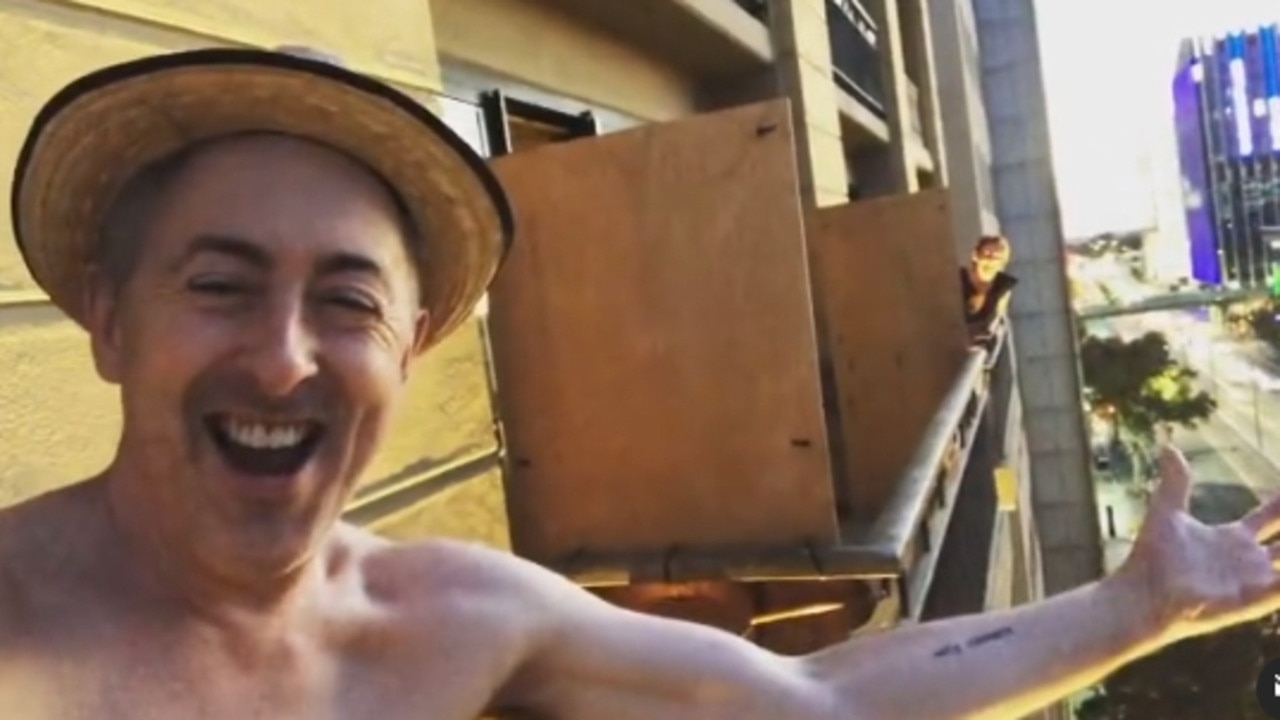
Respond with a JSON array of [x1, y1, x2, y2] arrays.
[[0, 0, 509, 545], [366, 467, 510, 549], [0, 304, 120, 507], [431, 0, 698, 122]]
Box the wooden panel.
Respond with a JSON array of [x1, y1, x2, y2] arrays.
[[488, 100, 837, 563], [807, 190, 969, 522]]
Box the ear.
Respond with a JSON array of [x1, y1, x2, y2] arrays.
[[402, 307, 432, 381], [83, 265, 125, 385]]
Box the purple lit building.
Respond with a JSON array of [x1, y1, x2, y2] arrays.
[[1173, 25, 1280, 288]]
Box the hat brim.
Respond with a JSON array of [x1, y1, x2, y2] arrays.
[[10, 48, 513, 352]]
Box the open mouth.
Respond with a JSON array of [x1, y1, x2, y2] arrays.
[[205, 414, 325, 477]]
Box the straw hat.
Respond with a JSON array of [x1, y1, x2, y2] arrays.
[[10, 47, 513, 351]]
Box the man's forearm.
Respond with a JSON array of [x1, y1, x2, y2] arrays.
[[802, 570, 1167, 720]]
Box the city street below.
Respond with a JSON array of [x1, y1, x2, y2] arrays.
[[1097, 417, 1278, 572], [1081, 257, 1280, 572]]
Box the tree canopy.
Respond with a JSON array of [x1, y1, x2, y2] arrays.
[[1076, 617, 1280, 719], [1247, 301, 1280, 349], [1079, 331, 1217, 441]]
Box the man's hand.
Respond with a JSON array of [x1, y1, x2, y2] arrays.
[[1117, 443, 1280, 644]]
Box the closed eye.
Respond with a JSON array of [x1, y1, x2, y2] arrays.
[[324, 293, 381, 316], [187, 276, 251, 296]]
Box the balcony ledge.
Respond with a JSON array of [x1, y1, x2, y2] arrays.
[[908, 136, 936, 174], [838, 86, 890, 145], [535, 0, 774, 81]]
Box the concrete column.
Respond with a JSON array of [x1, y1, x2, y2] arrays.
[[927, 0, 990, 254], [863, 0, 916, 194], [972, 0, 1104, 595], [899, 0, 948, 183], [769, 0, 851, 207]]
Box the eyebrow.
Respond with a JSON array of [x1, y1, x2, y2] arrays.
[[171, 234, 388, 283], [314, 252, 386, 282], [170, 234, 271, 272]]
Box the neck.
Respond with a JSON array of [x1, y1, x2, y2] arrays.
[[967, 266, 995, 287], [97, 459, 322, 624]]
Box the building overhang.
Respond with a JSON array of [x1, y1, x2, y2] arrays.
[[533, 0, 775, 81]]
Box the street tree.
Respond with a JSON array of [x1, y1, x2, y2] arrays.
[[1079, 331, 1217, 444], [1247, 300, 1280, 349]]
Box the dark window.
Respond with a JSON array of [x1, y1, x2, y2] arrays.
[[479, 91, 600, 156]]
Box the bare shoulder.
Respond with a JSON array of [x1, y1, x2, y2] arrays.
[[0, 504, 21, 639], [346, 529, 611, 661], [352, 529, 586, 617], [345, 530, 605, 710], [0, 483, 95, 642]]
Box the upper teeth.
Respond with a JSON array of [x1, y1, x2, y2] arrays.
[[223, 419, 309, 449]]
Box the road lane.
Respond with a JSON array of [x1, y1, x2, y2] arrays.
[[1095, 416, 1278, 573], [1118, 307, 1280, 470], [1075, 258, 1280, 569], [1187, 412, 1280, 496]]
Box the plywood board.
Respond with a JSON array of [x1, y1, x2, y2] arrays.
[[488, 100, 837, 563], [806, 190, 970, 522]]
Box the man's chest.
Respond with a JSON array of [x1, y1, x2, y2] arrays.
[[0, 629, 515, 720]]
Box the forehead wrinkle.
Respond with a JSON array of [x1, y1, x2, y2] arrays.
[[105, 132, 426, 306], [153, 137, 417, 292]]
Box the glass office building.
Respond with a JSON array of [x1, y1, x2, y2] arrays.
[[1173, 25, 1280, 289]]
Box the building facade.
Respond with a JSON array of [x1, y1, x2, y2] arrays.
[[931, 0, 1103, 605], [927, 0, 998, 248], [1, 1, 1055, 710], [1174, 26, 1280, 289]]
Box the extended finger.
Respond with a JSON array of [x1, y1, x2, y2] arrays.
[[1245, 493, 1280, 542]]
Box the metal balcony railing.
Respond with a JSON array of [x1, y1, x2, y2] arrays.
[[552, 321, 1014, 626], [985, 322, 1017, 460], [826, 0, 886, 117], [920, 321, 1018, 619]]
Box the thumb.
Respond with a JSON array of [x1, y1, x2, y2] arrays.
[[1152, 443, 1193, 510]]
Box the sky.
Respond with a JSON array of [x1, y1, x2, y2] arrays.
[[1034, 0, 1280, 239]]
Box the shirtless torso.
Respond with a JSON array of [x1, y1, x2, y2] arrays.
[[0, 480, 541, 720]]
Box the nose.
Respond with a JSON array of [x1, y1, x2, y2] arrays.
[[240, 298, 320, 398]]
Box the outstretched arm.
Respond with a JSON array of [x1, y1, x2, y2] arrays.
[[803, 572, 1162, 719], [509, 562, 1159, 719], [506, 446, 1280, 720]]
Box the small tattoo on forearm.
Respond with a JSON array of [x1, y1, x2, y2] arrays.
[[966, 627, 1014, 648], [931, 627, 1014, 658], [933, 643, 963, 658]]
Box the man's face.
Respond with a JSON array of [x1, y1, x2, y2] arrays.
[[971, 243, 1007, 282], [87, 134, 427, 575]]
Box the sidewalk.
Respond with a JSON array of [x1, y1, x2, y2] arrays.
[[1091, 421, 1278, 574], [1093, 478, 1148, 573]]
